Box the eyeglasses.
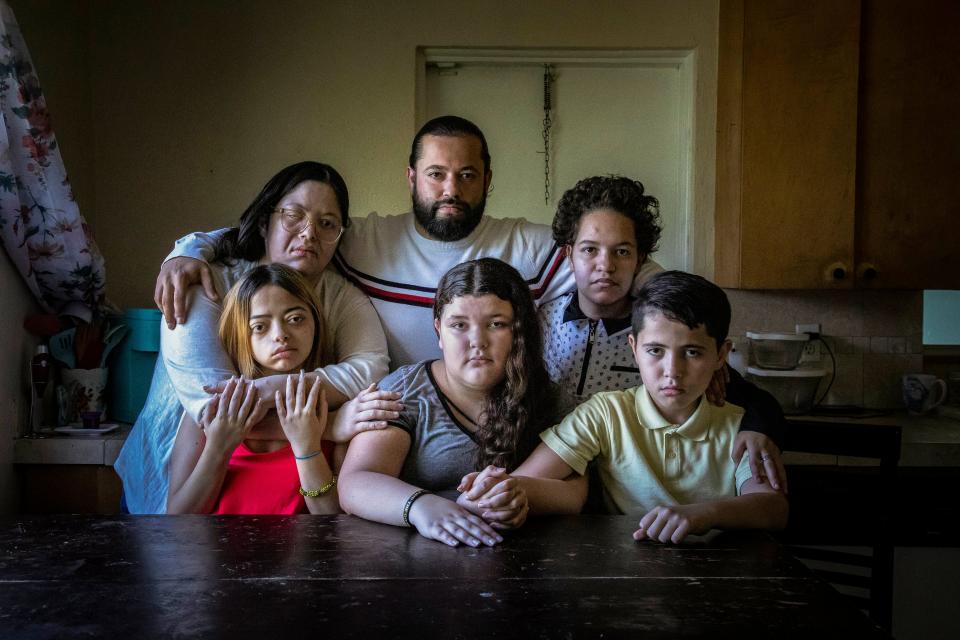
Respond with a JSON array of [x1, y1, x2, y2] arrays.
[[274, 207, 344, 243]]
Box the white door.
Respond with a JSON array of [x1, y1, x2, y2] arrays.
[[422, 52, 693, 270]]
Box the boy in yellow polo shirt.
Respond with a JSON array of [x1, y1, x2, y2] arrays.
[[464, 271, 788, 543]]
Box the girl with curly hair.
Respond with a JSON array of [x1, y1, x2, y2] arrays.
[[336, 258, 554, 547]]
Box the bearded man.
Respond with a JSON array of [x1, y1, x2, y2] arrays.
[[160, 115, 662, 365]]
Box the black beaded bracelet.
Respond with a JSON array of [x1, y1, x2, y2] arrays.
[[401, 489, 430, 527]]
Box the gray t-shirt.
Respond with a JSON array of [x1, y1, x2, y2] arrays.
[[378, 361, 478, 493]]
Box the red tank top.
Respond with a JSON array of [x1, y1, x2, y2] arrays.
[[212, 440, 334, 514]]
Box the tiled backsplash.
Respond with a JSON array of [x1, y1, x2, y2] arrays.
[[725, 289, 924, 409]]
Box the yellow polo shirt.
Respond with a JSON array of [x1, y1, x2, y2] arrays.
[[540, 385, 753, 516]]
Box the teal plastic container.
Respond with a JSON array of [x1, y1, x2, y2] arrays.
[[107, 308, 162, 423]]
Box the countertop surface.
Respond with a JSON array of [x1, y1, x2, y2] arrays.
[[13, 424, 131, 466], [785, 408, 960, 466]]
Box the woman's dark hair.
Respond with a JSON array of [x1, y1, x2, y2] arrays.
[[211, 161, 350, 265], [552, 175, 662, 258], [433, 258, 551, 471]]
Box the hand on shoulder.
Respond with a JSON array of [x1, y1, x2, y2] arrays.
[[155, 256, 219, 329]]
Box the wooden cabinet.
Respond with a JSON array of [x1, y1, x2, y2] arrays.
[[855, 0, 960, 290], [17, 465, 122, 514], [716, 0, 960, 290]]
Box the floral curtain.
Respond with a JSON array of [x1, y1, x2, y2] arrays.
[[0, 2, 104, 315]]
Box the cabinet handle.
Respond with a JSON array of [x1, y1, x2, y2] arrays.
[[824, 262, 848, 282], [857, 262, 879, 281]]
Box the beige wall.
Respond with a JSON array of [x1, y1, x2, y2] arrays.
[[727, 289, 924, 409], [12, 0, 719, 308], [0, 249, 40, 513]]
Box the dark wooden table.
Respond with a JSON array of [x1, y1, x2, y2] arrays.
[[0, 515, 884, 638]]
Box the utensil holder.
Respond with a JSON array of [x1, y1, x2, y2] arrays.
[[60, 367, 108, 426]]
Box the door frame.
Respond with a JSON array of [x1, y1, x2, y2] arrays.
[[416, 47, 696, 271]]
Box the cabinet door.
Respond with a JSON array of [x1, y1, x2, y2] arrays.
[[855, 0, 960, 289], [716, 0, 861, 288]]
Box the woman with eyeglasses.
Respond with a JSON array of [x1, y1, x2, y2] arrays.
[[116, 162, 399, 514]]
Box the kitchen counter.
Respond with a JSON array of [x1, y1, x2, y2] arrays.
[[785, 409, 960, 467], [13, 424, 131, 466]]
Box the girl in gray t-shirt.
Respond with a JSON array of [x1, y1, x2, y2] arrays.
[[336, 258, 554, 547]]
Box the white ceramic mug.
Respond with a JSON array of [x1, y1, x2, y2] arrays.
[[902, 373, 947, 415]]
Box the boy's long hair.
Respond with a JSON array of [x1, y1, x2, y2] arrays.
[[552, 175, 662, 258], [433, 258, 551, 471], [219, 264, 328, 378], [211, 161, 350, 266]]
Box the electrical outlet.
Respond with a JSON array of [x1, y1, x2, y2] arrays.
[[800, 340, 821, 362], [796, 323, 821, 335]]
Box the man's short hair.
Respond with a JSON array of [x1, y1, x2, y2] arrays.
[[409, 115, 491, 173], [552, 175, 662, 258], [631, 271, 731, 348]]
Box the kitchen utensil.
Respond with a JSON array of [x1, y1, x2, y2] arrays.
[[50, 328, 77, 369], [99, 324, 129, 367], [74, 322, 104, 369], [746, 366, 826, 414], [746, 332, 809, 370], [22, 313, 64, 337]]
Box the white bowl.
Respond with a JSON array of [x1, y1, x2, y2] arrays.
[[746, 366, 826, 414], [746, 331, 809, 370]]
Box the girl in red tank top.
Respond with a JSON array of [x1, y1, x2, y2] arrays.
[[166, 264, 338, 514]]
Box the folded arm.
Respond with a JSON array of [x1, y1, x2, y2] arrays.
[[160, 229, 389, 412], [338, 428, 502, 547], [166, 413, 228, 514], [512, 442, 589, 515], [632, 477, 789, 544]]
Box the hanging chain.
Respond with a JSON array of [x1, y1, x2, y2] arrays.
[[541, 64, 554, 205]]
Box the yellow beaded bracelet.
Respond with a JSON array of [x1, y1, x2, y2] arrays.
[[299, 476, 337, 498]]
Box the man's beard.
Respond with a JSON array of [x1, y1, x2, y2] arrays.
[[412, 185, 486, 242]]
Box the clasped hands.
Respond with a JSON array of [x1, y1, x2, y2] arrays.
[[456, 466, 530, 530]]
